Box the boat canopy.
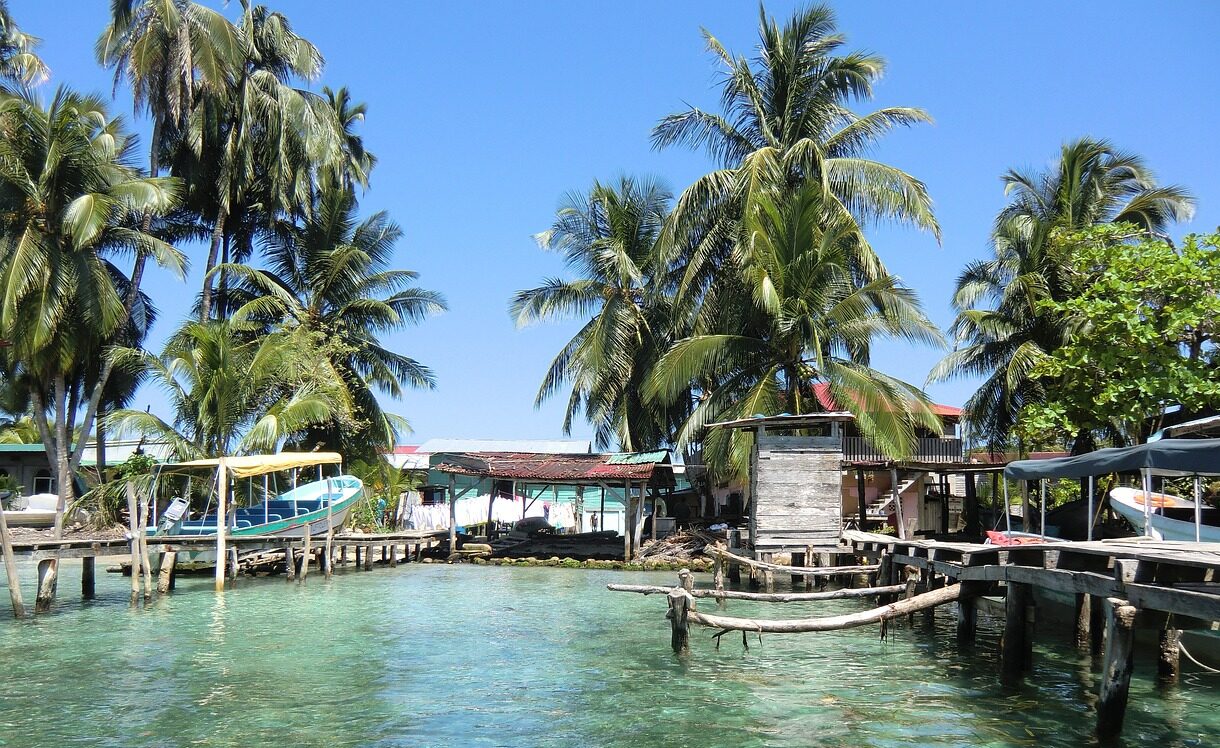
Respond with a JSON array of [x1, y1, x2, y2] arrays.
[[165, 452, 343, 479], [1005, 438, 1220, 480]]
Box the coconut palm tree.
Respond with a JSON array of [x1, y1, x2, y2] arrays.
[[322, 85, 376, 192], [0, 88, 181, 608], [194, 1, 343, 321], [929, 138, 1195, 449], [96, 0, 240, 308], [648, 181, 943, 482], [654, 3, 937, 299], [0, 1, 47, 90], [216, 186, 445, 457], [511, 176, 689, 451], [108, 320, 351, 459]]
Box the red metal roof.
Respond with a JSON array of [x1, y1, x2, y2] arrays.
[[391, 445, 420, 455], [432, 451, 673, 484], [811, 383, 961, 419]]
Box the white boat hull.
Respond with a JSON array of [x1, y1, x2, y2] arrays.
[[1109, 487, 1220, 542]]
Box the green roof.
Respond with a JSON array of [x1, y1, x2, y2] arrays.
[[606, 450, 668, 465], [0, 443, 46, 452]]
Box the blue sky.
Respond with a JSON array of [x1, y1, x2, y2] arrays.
[[12, 1, 1220, 446]]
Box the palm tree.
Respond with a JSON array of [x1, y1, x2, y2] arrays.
[[96, 0, 240, 310], [653, 3, 937, 299], [218, 186, 446, 457], [194, 1, 343, 321], [322, 85, 376, 192], [929, 138, 1195, 449], [0, 1, 47, 90], [511, 176, 688, 451], [0, 88, 181, 608], [648, 181, 943, 482], [108, 320, 351, 459]]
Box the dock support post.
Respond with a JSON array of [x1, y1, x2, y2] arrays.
[[324, 531, 334, 579], [1001, 582, 1033, 685], [157, 552, 176, 595], [728, 558, 741, 584], [340, 545, 348, 566], [389, 543, 398, 568], [1074, 593, 1091, 650], [761, 553, 774, 592], [299, 532, 311, 582], [1097, 599, 1137, 739], [790, 552, 805, 588], [214, 461, 228, 592], [1157, 627, 1181, 684], [284, 544, 296, 581], [82, 556, 96, 600], [712, 544, 725, 592], [126, 481, 142, 604], [353, 546, 361, 569], [0, 506, 26, 617], [138, 490, 153, 600], [363, 543, 373, 571], [956, 581, 984, 644], [803, 545, 815, 590]]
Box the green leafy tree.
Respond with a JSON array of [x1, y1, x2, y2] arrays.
[[0, 1, 47, 90], [218, 186, 445, 458], [654, 2, 937, 301], [648, 182, 943, 482], [929, 138, 1194, 450], [512, 176, 689, 451], [107, 319, 352, 459], [1021, 225, 1220, 445]]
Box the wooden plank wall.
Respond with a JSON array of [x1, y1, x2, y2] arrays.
[[751, 435, 842, 551]]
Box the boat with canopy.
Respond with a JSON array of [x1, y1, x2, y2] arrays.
[[1003, 438, 1220, 543], [149, 452, 363, 586]]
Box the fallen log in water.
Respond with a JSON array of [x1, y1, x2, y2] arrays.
[[607, 582, 906, 602], [702, 545, 876, 577], [684, 583, 962, 633]]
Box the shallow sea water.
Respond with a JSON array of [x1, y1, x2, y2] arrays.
[[0, 560, 1217, 747]]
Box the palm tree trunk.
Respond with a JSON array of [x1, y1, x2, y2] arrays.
[[95, 406, 108, 484], [36, 374, 76, 611], [200, 206, 228, 322]]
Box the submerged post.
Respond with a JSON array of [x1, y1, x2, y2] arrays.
[[667, 588, 692, 654], [0, 503, 25, 617], [284, 544, 296, 581], [82, 554, 96, 599], [1158, 628, 1181, 684], [214, 459, 228, 592], [1097, 599, 1137, 738], [137, 490, 153, 601], [448, 475, 457, 560], [157, 551, 176, 595], [1001, 582, 1033, 685], [299, 531, 311, 582]]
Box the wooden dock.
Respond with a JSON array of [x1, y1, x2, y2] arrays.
[[614, 530, 1220, 739], [0, 529, 448, 605]]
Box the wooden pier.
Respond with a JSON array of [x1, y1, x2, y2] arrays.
[[612, 530, 1220, 739], [0, 529, 447, 607]]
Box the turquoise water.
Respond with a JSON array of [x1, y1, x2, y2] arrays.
[[0, 560, 1217, 747]]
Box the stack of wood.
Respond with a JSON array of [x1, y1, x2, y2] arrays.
[[636, 530, 719, 563]]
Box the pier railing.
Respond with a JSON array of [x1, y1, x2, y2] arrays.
[[843, 436, 964, 463]]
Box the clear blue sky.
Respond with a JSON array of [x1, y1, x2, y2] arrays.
[[12, 1, 1220, 446]]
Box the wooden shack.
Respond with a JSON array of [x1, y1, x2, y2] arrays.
[[711, 413, 853, 556]]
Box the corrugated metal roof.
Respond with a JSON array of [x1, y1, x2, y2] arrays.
[[416, 438, 592, 455], [606, 450, 669, 464], [433, 451, 673, 485]]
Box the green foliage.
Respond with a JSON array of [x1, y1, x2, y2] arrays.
[[1023, 225, 1220, 443], [931, 140, 1194, 450], [348, 457, 413, 532]]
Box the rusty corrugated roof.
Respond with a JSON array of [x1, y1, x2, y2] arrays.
[[432, 451, 672, 484]]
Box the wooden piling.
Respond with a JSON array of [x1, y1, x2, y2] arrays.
[[712, 544, 725, 592], [0, 504, 26, 617], [126, 482, 141, 604], [790, 552, 805, 588], [137, 490, 153, 600], [299, 532, 311, 582], [956, 582, 985, 644], [340, 545, 348, 566], [728, 560, 741, 584], [1096, 599, 1137, 738], [803, 545, 815, 591], [157, 552, 177, 595], [1073, 593, 1091, 650], [323, 531, 335, 579], [81, 555, 95, 600], [214, 459, 228, 592], [363, 542, 373, 571], [667, 588, 691, 654], [353, 545, 361, 569], [389, 542, 398, 567], [1001, 582, 1033, 685], [284, 544, 296, 581], [761, 553, 775, 592], [1157, 628, 1181, 684]]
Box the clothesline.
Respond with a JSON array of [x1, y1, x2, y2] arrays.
[[404, 494, 580, 532]]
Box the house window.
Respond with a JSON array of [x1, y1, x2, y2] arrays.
[[33, 469, 54, 494]]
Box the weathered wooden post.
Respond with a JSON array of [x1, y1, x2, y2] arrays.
[[1073, 593, 1091, 650], [324, 530, 335, 579], [340, 545, 348, 566], [0, 504, 26, 617], [1096, 599, 1137, 738], [790, 551, 805, 588], [1157, 628, 1181, 684], [956, 581, 984, 644], [803, 544, 815, 591], [284, 544, 296, 581], [82, 553, 96, 599], [448, 474, 457, 561], [363, 541, 373, 571], [299, 530, 311, 582], [1001, 582, 1033, 685], [353, 545, 361, 570], [214, 459, 228, 592], [126, 481, 142, 604], [137, 490, 153, 600], [762, 553, 775, 592], [666, 588, 692, 654], [157, 550, 177, 595], [712, 544, 725, 592]]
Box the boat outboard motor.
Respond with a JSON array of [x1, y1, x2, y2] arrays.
[[158, 498, 190, 533]]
